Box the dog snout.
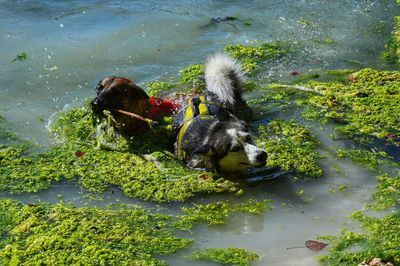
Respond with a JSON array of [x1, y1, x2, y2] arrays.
[[256, 150, 267, 165], [90, 97, 106, 114]]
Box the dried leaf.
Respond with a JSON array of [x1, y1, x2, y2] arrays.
[[305, 240, 328, 251]]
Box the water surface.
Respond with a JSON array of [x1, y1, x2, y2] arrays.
[[1, 1, 399, 265]]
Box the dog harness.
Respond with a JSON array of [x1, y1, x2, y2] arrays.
[[147, 96, 180, 120], [173, 96, 229, 160]]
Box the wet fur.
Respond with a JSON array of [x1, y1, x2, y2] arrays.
[[90, 76, 151, 135], [175, 53, 267, 172]]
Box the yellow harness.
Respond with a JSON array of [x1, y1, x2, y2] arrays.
[[175, 96, 210, 160]]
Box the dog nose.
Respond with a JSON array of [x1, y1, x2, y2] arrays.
[[256, 150, 267, 163], [90, 97, 104, 113]]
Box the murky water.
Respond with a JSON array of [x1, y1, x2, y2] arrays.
[[1, 0, 399, 265]]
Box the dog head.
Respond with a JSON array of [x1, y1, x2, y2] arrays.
[[184, 119, 267, 172], [90, 76, 151, 135]]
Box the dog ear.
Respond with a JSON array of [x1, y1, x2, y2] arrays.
[[194, 145, 214, 156]]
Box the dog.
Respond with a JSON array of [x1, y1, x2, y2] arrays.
[[173, 53, 267, 172], [90, 76, 178, 136]]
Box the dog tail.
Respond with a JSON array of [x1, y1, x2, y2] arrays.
[[205, 53, 251, 120]]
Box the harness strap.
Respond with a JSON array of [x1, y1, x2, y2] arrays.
[[176, 96, 209, 160]]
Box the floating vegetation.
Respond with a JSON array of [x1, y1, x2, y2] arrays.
[[0, 103, 240, 202], [335, 149, 392, 171], [174, 199, 272, 231], [0, 199, 192, 265], [147, 81, 175, 97], [190, 247, 259, 266], [371, 173, 400, 210], [247, 83, 303, 108], [301, 68, 400, 146], [318, 211, 400, 266], [179, 64, 205, 92], [146, 64, 205, 96], [11, 51, 28, 62], [257, 120, 323, 178], [291, 69, 355, 84], [382, 15, 400, 64], [0, 115, 17, 142], [224, 42, 291, 73]]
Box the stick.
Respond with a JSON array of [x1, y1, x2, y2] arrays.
[[286, 246, 305, 250], [115, 109, 157, 125]]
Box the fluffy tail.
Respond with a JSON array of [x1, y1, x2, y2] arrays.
[[205, 53, 251, 120]]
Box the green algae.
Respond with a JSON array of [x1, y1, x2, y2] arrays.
[[319, 211, 400, 266], [256, 120, 323, 178], [224, 42, 291, 73], [179, 64, 205, 92], [174, 199, 272, 231], [0, 116, 17, 143], [146, 64, 205, 97], [147, 81, 176, 97], [0, 199, 192, 265], [247, 84, 303, 108], [371, 173, 400, 210], [335, 148, 399, 210], [0, 103, 239, 202], [11, 51, 28, 62], [301, 68, 400, 146], [291, 69, 355, 84], [190, 247, 259, 266], [382, 15, 400, 64], [0, 197, 275, 265], [335, 149, 393, 171]]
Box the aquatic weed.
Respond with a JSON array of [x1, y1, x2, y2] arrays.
[[382, 16, 400, 64], [224, 42, 291, 73], [302, 69, 400, 146], [0, 103, 240, 202], [190, 247, 259, 266], [318, 211, 400, 266], [174, 199, 272, 231], [371, 173, 400, 210], [257, 120, 323, 178], [0, 199, 192, 265]]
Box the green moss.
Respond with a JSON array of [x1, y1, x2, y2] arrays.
[[335, 149, 391, 171], [147, 81, 176, 96], [224, 42, 290, 73], [12, 52, 28, 62], [313, 39, 336, 45], [371, 173, 400, 210], [190, 248, 259, 266], [298, 18, 313, 27], [0, 199, 192, 265], [0, 199, 26, 248], [0, 116, 17, 143], [179, 64, 205, 92], [0, 103, 239, 202], [292, 69, 355, 84], [174, 199, 272, 231], [247, 84, 305, 108], [382, 16, 400, 64], [256, 120, 323, 178], [302, 68, 400, 146], [319, 211, 400, 266]]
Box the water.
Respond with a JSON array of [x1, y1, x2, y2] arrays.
[[1, 0, 399, 265]]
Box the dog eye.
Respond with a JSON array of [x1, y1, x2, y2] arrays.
[[245, 135, 252, 142], [231, 146, 241, 152]]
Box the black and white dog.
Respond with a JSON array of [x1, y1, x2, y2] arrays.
[[173, 53, 267, 172]]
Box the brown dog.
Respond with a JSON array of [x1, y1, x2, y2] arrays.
[[90, 76, 151, 135], [90, 76, 179, 136]]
